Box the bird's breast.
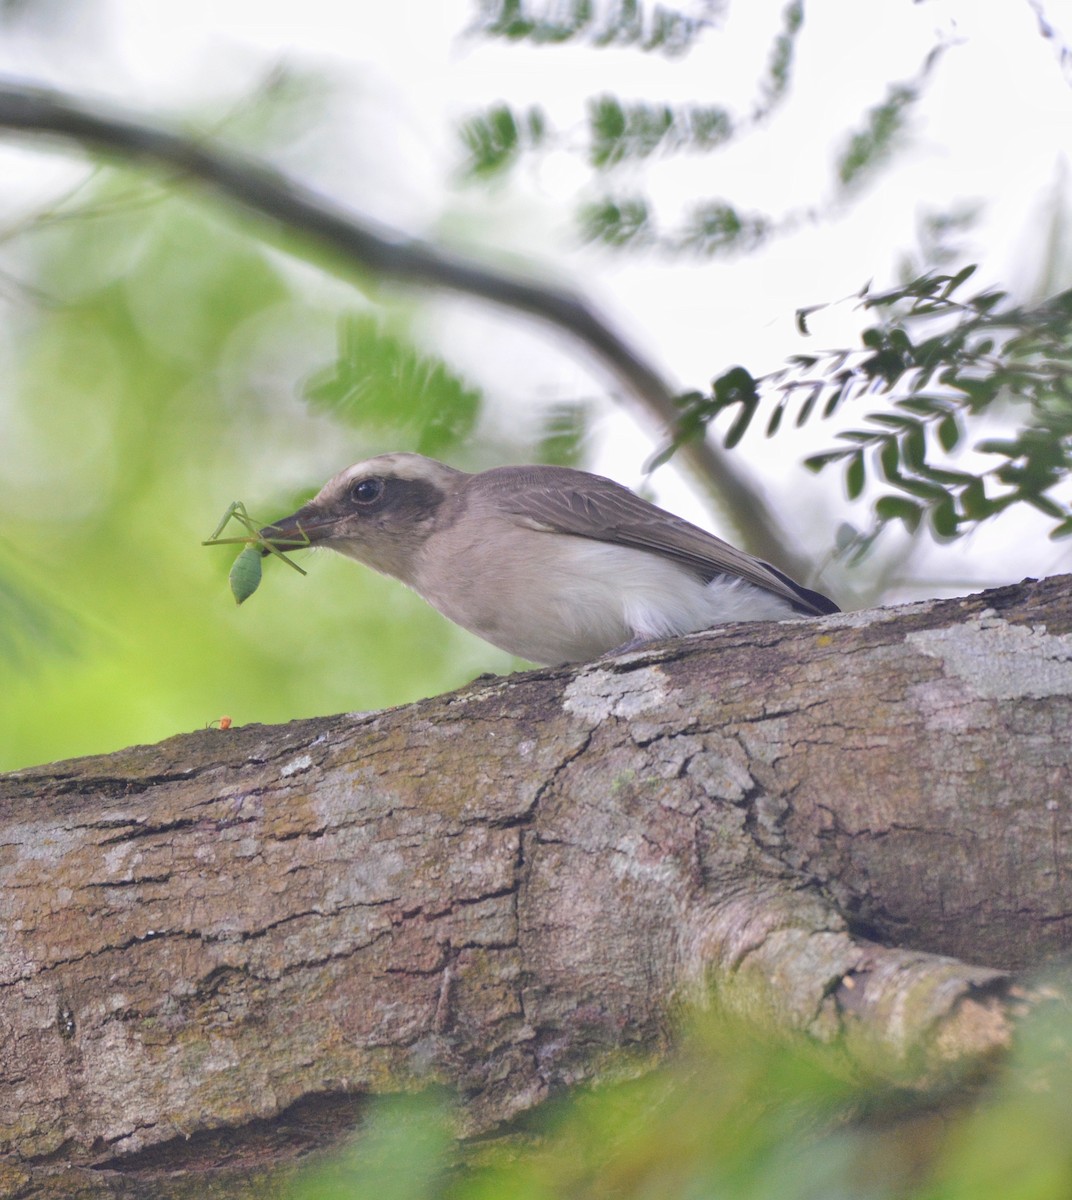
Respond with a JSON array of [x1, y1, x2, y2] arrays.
[[413, 525, 773, 665]]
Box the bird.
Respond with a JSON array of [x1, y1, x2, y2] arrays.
[[259, 452, 839, 666]]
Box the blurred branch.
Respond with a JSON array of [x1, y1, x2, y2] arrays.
[[0, 79, 810, 578]]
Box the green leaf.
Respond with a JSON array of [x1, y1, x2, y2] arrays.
[[753, 0, 804, 119], [941, 263, 977, 297], [970, 289, 1007, 313], [795, 383, 822, 426], [688, 105, 734, 151], [976, 438, 1024, 458], [578, 194, 653, 247], [721, 369, 759, 448], [588, 95, 628, 167], [836, 81, 918, 191], [459, 103, 547, 179], [900, 421, 928, 472], [845, 451, 865, 500], [930, 495, 958, 538], [897, 476, 949, 502], [960, 478, 991, 520], [459, 104, 518, 177], [916, 464, 973, 487], [678, 201, 770, 255], [937, 412, 961, 452], [822, 389, 844, 418], [804, 451, 848, 473], [303, 314, 481, 455], [879, 438, 901, 480], [712, 365, 757, 406], [473, 0, 713, 55], [868, 413, 919, 429], [874, 495, 923, 531], [1026, 494, 1066, 519], [587, 97, 734, 168], [795, 308, 820, 336], [766, 401, 785, 437]]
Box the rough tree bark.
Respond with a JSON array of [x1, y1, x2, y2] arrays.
[[1, 574, 1070, 1198]]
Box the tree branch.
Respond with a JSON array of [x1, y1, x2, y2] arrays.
[[0, 78, 810, 577], [1, 574, 1069, 1195]]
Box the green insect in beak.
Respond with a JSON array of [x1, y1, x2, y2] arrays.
[[228, 546, 264, 605], [202, 501, 310, 605]]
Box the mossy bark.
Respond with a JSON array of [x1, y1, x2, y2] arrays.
[[1, 574, 1070, 1197]]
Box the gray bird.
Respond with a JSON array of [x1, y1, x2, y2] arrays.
[[261, 452, 838, 666]]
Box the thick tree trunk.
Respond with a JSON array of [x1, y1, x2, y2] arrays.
[[1, 574, 1070, 1197]]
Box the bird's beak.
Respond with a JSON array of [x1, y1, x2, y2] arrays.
[[258, 503, 333, 554]]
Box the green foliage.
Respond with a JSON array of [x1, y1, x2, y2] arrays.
[[918, 999, 1072, 1200], [678, 200, 771, 255], [578, 194, 654, 248], [461, 1, 806, 183], [836, 45, 946, 193], [537, 400, 590, 466], [303, 314, 483, 457], [470, 0, 721, 56], [284, 999, 1072, 1200], [836, 83, 918, 193], [462, 2, 943, 257], [0, 543, 82, 669], [459, 103, 547, 180], [578, 194, 771, 255], [0, 173, 512, 772], [294, 1094, 453, 1200], [653, 265, 1072, 556], [752, 0, 804, 121], [587, 95, 733, 168]]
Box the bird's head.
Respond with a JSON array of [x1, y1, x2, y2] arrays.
[[259, 453, 466, 584]]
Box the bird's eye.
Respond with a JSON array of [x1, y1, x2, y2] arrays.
[[349, 478, 384, 505]]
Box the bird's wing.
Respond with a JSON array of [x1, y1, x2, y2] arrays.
[[480, 467, 838, 616]]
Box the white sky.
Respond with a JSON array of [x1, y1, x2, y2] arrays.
[[3, 0, 1072, 598]]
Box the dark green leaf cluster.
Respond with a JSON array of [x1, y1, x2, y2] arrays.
[[578, 194, 655, 247], [649, 366, 758, 468], [836, 82, 919, 192], [459, 95, 735, 182], [678, 200, 771, 255], [654, 265, 1072, 551], [579, 194, 772, 254], [462, 3, 941, 260], [588, 95, 733, 167], [459, 103, 547, 179], [470, 0, 722, 56], [751, 0, 803, 121], [302, 315, 482, 457], [835, 41, 947, 194]]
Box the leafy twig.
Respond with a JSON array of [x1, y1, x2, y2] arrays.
[[0, 78, 809, 576]]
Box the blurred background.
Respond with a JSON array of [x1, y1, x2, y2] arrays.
[[1, 0, 1071, 771]]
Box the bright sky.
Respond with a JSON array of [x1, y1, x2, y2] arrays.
[[3, 0, 1072, 597]]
